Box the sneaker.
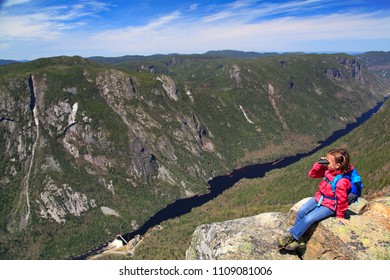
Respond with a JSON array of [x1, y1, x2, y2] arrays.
[[284, 240, 306, 251], [277, 234, 295, 248]]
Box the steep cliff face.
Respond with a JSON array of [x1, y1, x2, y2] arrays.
[[186, 196, 390, 260], [0, 54, 388, 259], [325, 57, 363, 81]]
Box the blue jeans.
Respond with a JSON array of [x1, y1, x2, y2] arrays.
[[289, 197, 335, 240]]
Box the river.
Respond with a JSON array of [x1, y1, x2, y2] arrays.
[[71, 99, 386, 259]]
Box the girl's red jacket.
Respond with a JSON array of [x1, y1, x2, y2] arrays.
[[308, 162, 352, 218]]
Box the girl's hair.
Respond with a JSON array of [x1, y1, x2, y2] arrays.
[[328, 148, 351, 174]]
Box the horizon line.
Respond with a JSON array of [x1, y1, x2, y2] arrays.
[[1, 49, 388, 62]]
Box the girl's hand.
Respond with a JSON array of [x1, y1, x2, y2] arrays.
[[336, 217, 350, 226]]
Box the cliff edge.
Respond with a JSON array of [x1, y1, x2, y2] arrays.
[[186, 196, 390, 260]]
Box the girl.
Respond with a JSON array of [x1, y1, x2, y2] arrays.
[[278, 148, 352, 250]]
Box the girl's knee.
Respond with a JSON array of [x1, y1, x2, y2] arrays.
[[296, 210, 306, 222], [303, 215, 317, 225], [297, 206, 312, 220]]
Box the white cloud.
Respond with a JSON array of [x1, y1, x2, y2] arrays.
[[91, 11, 182, 41], [0, 14, 60, 40], [3, 0, 31, 8], [188, 4, 198, 11], [202, 11, 234, 22], [0, 1, 110, 40], [201, 0, 322, 23]]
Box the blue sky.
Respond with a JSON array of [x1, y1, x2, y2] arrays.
[[1, 0, 390, 60]]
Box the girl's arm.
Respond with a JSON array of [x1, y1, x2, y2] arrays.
[[308, 162, 327, 178], [335, 178, 351, 219]]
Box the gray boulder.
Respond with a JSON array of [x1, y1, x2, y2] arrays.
[[186, 212, 300, 260]]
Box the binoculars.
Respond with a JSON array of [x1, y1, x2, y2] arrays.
[[318, 158, 330, 165]]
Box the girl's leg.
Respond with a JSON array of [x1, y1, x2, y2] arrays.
[[289, 205, 334, 240], [295, 197, 319, 224], [278, 197, 320, 248]]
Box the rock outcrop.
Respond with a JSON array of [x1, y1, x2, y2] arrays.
[[37, 176, 96, 224], [186, 212, 300, 260], [325, 56, 364, 81], [186, 196, 390, 260], [156, 75, 179, 101]]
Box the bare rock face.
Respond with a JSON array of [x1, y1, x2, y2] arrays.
[[96, 69, 137, 100], [325, 56, 364, 81], [229, 64, 241, 87], [337, 57, 363, 80], [37, 177, 96, 224], [156, 75, 179, 101], [186, 196, 390, 260]]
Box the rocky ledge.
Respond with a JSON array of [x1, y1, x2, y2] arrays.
[[186, 196, 390, 260]]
